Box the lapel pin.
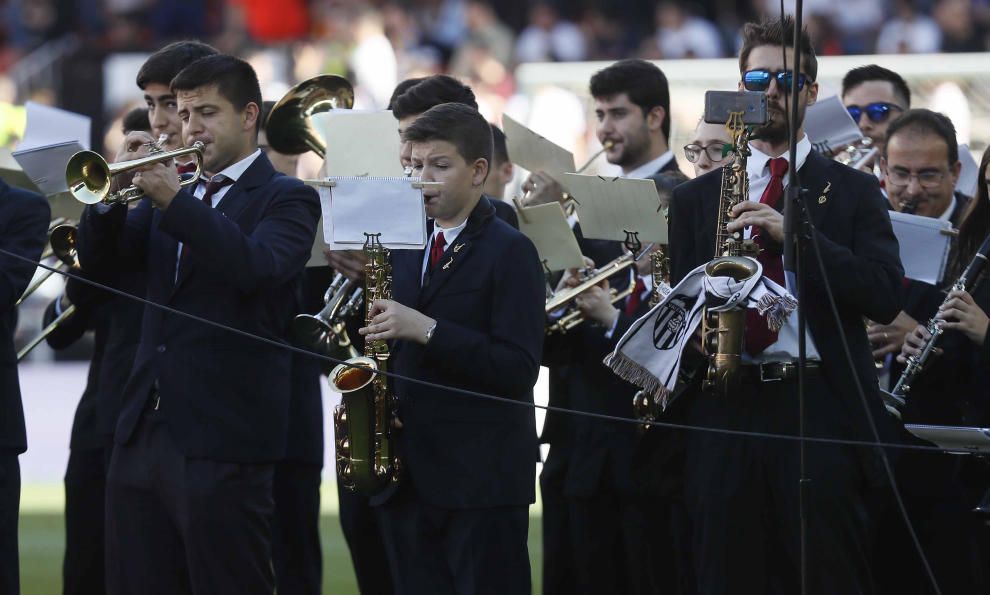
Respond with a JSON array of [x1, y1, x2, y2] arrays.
[[453, 243, 465, 253], [817, 181, 831, 204], [442, 257, 453, 270]]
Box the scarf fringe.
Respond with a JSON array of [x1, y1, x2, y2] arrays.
[[605, 351, 669, 402]]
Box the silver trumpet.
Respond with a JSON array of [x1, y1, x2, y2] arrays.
[[291, 272, 364, 365]]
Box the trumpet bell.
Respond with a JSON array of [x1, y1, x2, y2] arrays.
[[49, 224, 78, 267], [292, 313, 357, 364], [265, 75, 355, 158], [66, 150, 112, 205]]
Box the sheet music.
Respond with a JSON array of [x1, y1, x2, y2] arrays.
[[516, 203, 586, 271], [12, 140, 85, 196], [889, 210, 953, 285], [310, 110, 404, 177], [18, 101, 91, 151], [957, 144, 979, 198], [502, 114, 575, 182], [805, 95, 864, 155], [319, 176, 427, 250], [561, 174, 668, 244]]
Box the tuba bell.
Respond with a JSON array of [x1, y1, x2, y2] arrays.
[[265, 75, 355, 159]]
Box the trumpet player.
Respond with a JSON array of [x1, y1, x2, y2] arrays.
[[0, 177, 50, 595], [666, 17, 903, 594], [840, 65, 909, 175], [359, 103, 544, 595], [78, 54, 320, 595]]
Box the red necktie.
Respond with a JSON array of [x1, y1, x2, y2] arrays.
[[177, 161, 198, 175], [745, 157, 788, 356], [625, 278, 646, 315], [178, 176, 234, 273], [429, 231, 446, 270]]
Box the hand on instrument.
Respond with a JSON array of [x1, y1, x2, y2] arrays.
[[131, 160, 181, 210], [360, 299, 437, 345], [726, 202, 784, 243], [898, 324, 939, 363], [111, 131, 156, 194], [325, 249, 368, 282], [556, 256, 595, 293], [936, 289, 989, 346], [574, 281, 619, 328], [520, 171, 566, 207], [867, 311, 917, 359]]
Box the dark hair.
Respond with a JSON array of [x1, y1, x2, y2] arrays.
[[946, 146, 990, 284], [387, 77, 424, 111], [402, 103, 492, 168], [136, 40, 218, 90], [171, 54, 263, 134], [121, 107, 151, 134], [260, 100, 275, 132], [841, 65, 911, 108], [883, 109, 958, 165], [589, 59, 671, 142], [490, 123, 509, 166], [739, 16, 818, 82], [391, 75, 478, 120]]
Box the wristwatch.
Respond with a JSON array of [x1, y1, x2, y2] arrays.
[[424, 321, 438, 344]]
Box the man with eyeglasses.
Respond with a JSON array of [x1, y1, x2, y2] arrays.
[[683, 119, 733, 178], [665, 16, 903, 594], [841, 65, 910, 174]]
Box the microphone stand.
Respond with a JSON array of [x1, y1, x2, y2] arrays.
[[780, 2, 809, 594]]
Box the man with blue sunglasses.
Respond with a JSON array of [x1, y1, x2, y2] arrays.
[[666, 15, 903, 595], [841, 65, 910, 174]]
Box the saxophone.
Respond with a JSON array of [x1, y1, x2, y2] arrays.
[[701, 114, 761, 395], [329, 233, 400, 494]]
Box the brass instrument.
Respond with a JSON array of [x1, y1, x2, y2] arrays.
[[834, 137, 877, 170], [701, 113, 761, 394], [633, 245, 671, 425], [886, 232, 990, 415], [328, 234, 400, 494], [16, 224, 78, 306], [39, 218, 70, 260], [17, 304, 77, 361], [66, 142, 204, 206], [545, 253, 635, 334], [292, 272, 363, 365], [265, 75, 355, 158]]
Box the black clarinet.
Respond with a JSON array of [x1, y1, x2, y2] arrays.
[[889, 233, 990, 405]]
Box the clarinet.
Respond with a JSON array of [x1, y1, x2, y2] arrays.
[[890, 233, 990, 404]]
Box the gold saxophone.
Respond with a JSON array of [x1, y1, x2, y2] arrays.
[[632, 244, 671, 425], [701, 113, 760, 395], [329, 234, 400, 494]]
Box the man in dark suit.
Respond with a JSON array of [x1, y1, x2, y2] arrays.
[[667, 17, 903, 593], [0, 179, 50, 595], [77, 54, 320, 594], [358, 103, 544, 594]]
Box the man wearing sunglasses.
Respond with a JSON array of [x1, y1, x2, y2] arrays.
[[666, 16, 903, 595], [841, 65, 910, 174]]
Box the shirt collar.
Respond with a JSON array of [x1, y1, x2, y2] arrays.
[[623, 150, 674, 179], [431, 216, 469, 247], [937, 193, 957, 223], [205, 148, 261, 185], [747, 135, 812, 180]]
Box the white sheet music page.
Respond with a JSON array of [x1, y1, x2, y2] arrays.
[[319, 176, 427, 250], [310, 110, 404, 177], [562, 174, 668, 244], [889, 210, 953, 285], [805, 95, 864, 155]]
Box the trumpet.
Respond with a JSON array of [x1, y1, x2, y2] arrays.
[[16, 224, 77, 306], [546, 253, 635, 334], [834, 137, 877, 170], [292, 272, 364, 366], [66, 142, 204, 206], [265, 75, 355, 158]]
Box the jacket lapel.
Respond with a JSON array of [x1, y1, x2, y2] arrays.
[[416, 197, 495, 308], [798, 151, 833, 234], [168, 152, 276, 298]]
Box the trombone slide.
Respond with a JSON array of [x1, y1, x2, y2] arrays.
[[17, 304, 77, 361]]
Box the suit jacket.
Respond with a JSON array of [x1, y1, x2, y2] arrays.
[[668, 150, 904, 441], [0, 180, 50, 453], [76, 153, 321, 462], [386, 197, 545, 509], [42, 271, 144, 450], [490, 195, 519, 229]]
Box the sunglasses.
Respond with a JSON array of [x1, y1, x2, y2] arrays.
[[684, 143, 729, 164], [846, 102, 903, 124], [742, 69, 811, 92]]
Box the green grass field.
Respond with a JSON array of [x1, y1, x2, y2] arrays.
[[18, 485, 544, 594]]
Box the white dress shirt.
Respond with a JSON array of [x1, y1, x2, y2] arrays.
[[623, 150, 674, 180], [421, 217, 469, 283], [744, 136, 821, 362]]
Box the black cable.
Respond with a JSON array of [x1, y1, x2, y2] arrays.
[[3, 245, 971, 459]]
